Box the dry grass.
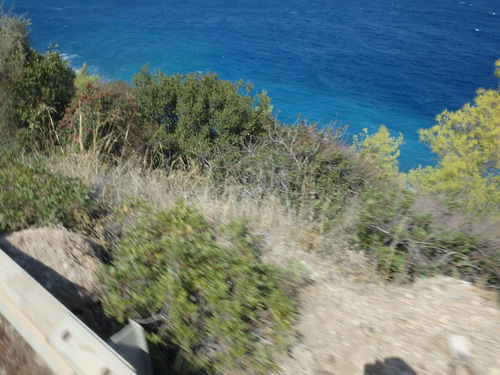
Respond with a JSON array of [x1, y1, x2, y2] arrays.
[[46, 151, 342, 271], [46, 150, 500, 288]]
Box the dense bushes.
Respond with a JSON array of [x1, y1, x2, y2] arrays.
[[10, 48, 75, 150], [0, 7, 30, 142], [101, 200, 297, 374], [132, 66, 273, 164], [0, 149, 94, 233], [0, 6, 75, 150], [210, 122, 371, 225]]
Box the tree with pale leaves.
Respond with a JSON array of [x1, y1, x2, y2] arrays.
[[409, 60, 500, 214]]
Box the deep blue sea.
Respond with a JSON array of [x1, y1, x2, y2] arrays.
[[4, 0, 500, 170]]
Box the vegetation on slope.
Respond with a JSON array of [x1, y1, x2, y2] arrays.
[[0, 148, 94, 234], [1, 6, 499, 374], [102, 200, 297, 374], [409, 62, 500, 214]]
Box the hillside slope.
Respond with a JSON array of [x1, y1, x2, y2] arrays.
[[1, 227, 499, 374]]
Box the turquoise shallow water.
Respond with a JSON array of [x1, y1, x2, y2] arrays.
[[5, 0, 500, 170]]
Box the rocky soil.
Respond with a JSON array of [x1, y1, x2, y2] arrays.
[[276, 250, 500, 375], [280, 274, 500, 375], [0, 315, 53, 375], [0, 227, 499, 375]]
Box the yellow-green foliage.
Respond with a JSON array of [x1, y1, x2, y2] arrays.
[[74, 63, 100, 91], [409, 60, 500, 214], [353, 125, 404, 177]]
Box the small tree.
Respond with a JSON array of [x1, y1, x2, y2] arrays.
[[74, 63, 100, 91], [352, 125, 404, 178], [409, 60, 500, 215]]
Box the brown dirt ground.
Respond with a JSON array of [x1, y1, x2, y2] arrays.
[[1, 227, 500, 375], [0, 315, 53, 375], [275, 250, 500, 375]]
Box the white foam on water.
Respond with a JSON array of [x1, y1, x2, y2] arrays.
[[61, 53, 78, 61]]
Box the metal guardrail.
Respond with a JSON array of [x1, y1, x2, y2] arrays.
[[0, 248, 150, 375]]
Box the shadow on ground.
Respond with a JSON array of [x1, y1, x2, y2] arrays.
[[364, 357, 418, 375], [0, 239, 113, 338]]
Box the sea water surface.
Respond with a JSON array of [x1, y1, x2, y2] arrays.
[[4, 0, 500, 170]]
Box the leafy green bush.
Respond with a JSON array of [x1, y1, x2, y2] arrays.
[[12, 47, 75, 150], [0, 6, 31, 143], [101, 199, 297, 374], [132, 66, 273, 164], [0, 149, 94, 233]]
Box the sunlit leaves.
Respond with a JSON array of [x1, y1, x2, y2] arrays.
[[409, 63, 500, 215]]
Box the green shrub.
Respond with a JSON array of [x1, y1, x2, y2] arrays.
[[0, 6, 30, 142], [12, 47, 75, 150], [0, 149, 94, 233], [132, 66, 273, 165], [100, 199, 297, 374]]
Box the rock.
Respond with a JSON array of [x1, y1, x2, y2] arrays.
[[448, 335, 489, 375], [448, 335, 472, 358]]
